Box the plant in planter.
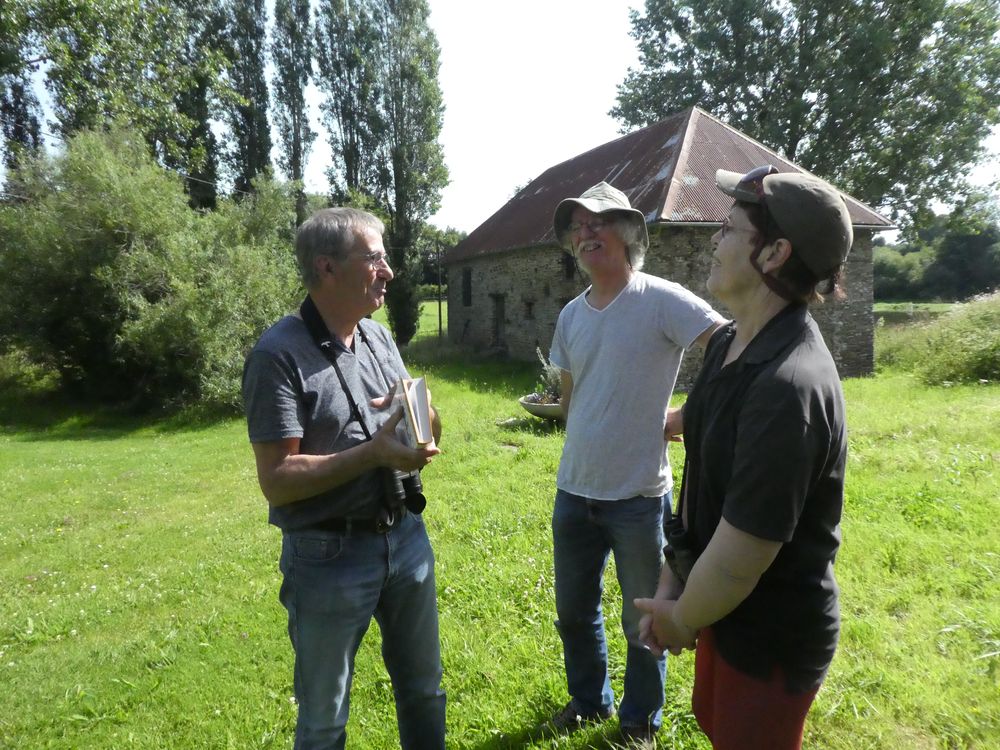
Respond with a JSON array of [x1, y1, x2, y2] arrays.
[[520, 348, 564, 419], [524, 347, 561, 404]]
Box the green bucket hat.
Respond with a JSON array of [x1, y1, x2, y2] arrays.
[[552, 182, 650, 267], [715, 166, 854, 280]]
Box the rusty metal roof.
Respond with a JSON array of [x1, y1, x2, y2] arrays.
[[446, 106, 892, 264]]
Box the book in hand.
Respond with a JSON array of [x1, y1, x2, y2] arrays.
[[392, 376, 434, 447]]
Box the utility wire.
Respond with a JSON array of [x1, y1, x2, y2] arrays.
[[0, 114, 255, 198]]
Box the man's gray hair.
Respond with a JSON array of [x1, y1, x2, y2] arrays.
[[296, 207, 385, 288], [615, 215, 648, 271]]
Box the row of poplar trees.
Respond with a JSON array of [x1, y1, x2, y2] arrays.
[[0, 0, 446, 344]]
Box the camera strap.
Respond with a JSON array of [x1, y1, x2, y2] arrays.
[[299, 295, 373, 441]]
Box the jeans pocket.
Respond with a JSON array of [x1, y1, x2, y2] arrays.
[[292, 535, 344, 563]]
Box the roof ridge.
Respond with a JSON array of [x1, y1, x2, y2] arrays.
[[659, 106, 700, 222]]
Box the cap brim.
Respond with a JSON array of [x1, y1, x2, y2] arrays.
[[715, 169, 762, 204]]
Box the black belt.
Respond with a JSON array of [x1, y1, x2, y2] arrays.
[[307, 508, 406, 534]]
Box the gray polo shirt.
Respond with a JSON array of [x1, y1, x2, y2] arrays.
[[242, 314, 409, 530]]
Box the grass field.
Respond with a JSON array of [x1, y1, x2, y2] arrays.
[[872, 302, 957, 313], [1, 303, 998, 749], [873, 301, 955, 327]]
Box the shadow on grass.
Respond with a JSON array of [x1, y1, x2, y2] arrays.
[[0, 339, 544, 442], [496, 415, 565, 436], [0, 384, 240, 442], [469, 704, 619, 750]]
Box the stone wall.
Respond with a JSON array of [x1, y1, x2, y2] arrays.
[[447, 226, 874, 388], [447, 245, 583, 360]]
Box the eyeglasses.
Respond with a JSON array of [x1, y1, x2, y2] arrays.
[[568, 218, 610, 235], [356, 250, 390, 269]]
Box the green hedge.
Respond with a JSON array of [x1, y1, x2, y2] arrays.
[[876, 292, 1000, 384], [0, 129, 301, 411]]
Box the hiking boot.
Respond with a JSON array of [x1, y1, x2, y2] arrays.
[[547, 700, 616, 734], [619, 723, 657, 748]]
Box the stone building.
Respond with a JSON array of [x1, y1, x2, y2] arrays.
[[443, 107, 891, 387]]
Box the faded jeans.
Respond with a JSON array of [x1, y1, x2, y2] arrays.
[[552, 489, 670, 730], [279, 512, 446, 750]]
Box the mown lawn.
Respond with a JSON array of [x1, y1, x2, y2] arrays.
[[1, 306, 998, 749]]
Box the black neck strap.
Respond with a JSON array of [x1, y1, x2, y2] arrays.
[[299, 295, 373, 441]]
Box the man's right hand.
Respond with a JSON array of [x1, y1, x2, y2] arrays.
[[370, 407, 441, 473]]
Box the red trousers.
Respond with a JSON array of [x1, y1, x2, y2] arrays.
[[692, 627, 819, 750]]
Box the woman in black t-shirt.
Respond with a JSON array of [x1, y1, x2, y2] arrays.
[[634, 166, 853, 750]]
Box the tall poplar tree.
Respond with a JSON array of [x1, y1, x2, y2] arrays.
[[223, 0, 272, 196], [165, 0, 231, 210], [314, 0, 384, 197], [613, 0, 1000, 228], [272, 0, 315, 225], [1, 75, 41, 182], [1, 1, 44, 185], [373, 0, 447, 344], [314, 0, 446, 343]]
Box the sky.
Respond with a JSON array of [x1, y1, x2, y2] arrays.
[[303, 0, 643, 233]]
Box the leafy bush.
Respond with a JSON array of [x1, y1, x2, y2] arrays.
[[0, 347, 60, 396], [0, 128, 301, 410], [873, 244, 932, 300], [418, 283, 446, 300], [876, 292, 1000, 384]]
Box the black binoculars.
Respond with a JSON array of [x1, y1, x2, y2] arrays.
[[663, 514, 697, 583], [382, 469, 426, 515]]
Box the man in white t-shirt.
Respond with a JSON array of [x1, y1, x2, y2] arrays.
[[546, 182, 723, 746]]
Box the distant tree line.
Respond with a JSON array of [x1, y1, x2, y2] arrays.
[[875, 193, 1000, 302], [0, 0, 454, 349]]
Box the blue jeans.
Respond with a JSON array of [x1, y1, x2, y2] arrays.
[[552, 489, 671, 730], [279, 513, 446, 750]]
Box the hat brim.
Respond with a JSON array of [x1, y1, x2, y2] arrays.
[[553, 198, 648, 250], [715, 169, 763, 204]]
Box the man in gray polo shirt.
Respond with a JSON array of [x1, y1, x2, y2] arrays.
[[547, 183, 723, 746], [242, 207, 445, 750]]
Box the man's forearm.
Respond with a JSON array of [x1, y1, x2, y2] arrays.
[[258, 442, 378, 508]]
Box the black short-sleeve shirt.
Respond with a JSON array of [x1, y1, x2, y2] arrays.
[[681, 303, 846, 692]]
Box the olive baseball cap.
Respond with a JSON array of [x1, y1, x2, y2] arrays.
[[715, 167, 854, 279], [552, 181, 649, 264]]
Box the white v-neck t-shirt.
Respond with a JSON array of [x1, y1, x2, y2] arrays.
[[549, 271, 723, 500]]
